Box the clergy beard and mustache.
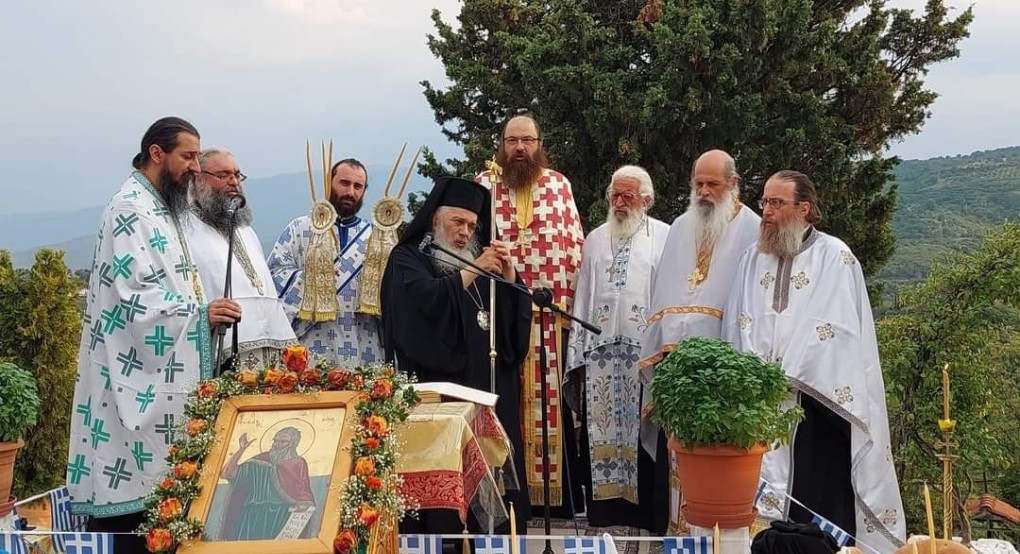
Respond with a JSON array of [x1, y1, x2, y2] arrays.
[[496, 148, 548, 189], [192, 181, 253, 233], [429, 227, 482, 275], [687, 185, 740, 249], [758, 219, 806, 259], [330, 190, 364, 219], [159, 167, 195, 219], [606, 208, 647, 238]]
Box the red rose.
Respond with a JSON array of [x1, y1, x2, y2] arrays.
[[197, 381, 218, 399], [159, 478, 175, 491], [370, 379, 393, 400], [146, 528, 173, 552], [279, 371, 299, 393], [283, 345, 309, 371], [301, 368, 322, 386], [366, 476, 383, 490], [158, 498, 183, 521], [327, 368, 351, 390], [333, 529, 357, 554], [364, 438, 380, 449], [358, 503, 380, 527], [173, 461, 197, 479]]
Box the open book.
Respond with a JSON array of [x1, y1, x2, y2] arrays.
[[410, 382, 498, 407]]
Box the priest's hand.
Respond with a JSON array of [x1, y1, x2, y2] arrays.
[[490, 239, 516, 281], [209, 298, 242, 327], [474, 247, 504, 277]]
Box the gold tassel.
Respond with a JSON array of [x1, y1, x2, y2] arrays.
[[297, 200, 340, 321]]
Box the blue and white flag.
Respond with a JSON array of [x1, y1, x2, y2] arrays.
[[0, 532, 27, 554], [399, 534, 443, 554], [754, 479, 768, 505], [663, 536, 712, 554], [58, 533, 114, 554], [811, 515, 852, 547], [50, 486, 90, 552], [564, 536, 609, 554], [474, 535, 527, 554]]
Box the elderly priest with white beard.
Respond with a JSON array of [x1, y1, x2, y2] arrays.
[[380, 175, 533, 534], [722, 170, 905, 551], [637, 149, 760, 533], [564, 165, 668, 533]]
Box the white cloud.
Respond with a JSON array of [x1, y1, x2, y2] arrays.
[[263, 0, 370, 23]]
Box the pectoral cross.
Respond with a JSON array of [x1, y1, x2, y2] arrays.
[[687, 267, 705, 291], [516, 228, 533, 248]]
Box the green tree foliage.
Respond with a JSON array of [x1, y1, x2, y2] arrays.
[[878, 222, 1020, 539], [420, 0, 972, 278], [0, 249, 83, 498]]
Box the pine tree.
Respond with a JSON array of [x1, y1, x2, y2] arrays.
[[420, 0, 972, 278]]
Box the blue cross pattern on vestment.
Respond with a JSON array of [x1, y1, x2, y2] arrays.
[[337, 310, 357, 332], [66, 454, 91, 485], [75, 396, 92, 427], [163, 352, 184, 384], [117, 347, 143, 377], [135, 384, 155, 414], [337, 341, 357, 358], [131, 441, 153, 470], [310, 340, 327, 355]]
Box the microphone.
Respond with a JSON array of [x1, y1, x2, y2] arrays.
[[226, 195, 247, 216], [418, 232, 434, 253]]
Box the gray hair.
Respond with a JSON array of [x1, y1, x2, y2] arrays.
[[607, 165, 655, 208], [198, 147, 235, 171], [689, 150, 740, 191]]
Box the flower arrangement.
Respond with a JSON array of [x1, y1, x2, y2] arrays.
[[138, 345, 420, 553]]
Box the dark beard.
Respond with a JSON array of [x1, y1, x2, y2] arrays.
[[158, 167, 193, 219], [496, 149, 548, 189], [192, 184, 253, 234], [330, 190, 364, 219]]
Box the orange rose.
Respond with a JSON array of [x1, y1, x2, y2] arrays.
[[364, 438, 380, 450], [327, 368, 351, 390], [333, 529, 357, 554], [279, 371, 299, 393], [365, 415, 388, 437], [159, 478, 175, 491], [301, 368, 322, 386], [358, 503, 380, 527], [366, 476, 383, 490], [197, 380, 218, 399], [352, 375, 364, 390], [370, 379, 393, 400], [238, 370, 258, 388], [383, 366, 395, 377], [173, 461, 197, 479], [146, 528, 173, 552], [167, 445, 178, 459], [186, 419, 208, 436], [158, 498, 183, 521], [264, 368, 284, 386], [283, 345, 309, 371], [354, 456, 376, 476]]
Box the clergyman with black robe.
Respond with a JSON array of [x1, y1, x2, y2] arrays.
[[380, 175, 532, 534]]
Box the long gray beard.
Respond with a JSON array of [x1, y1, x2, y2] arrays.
[[268, 446, 298, 464], [606, 211, 646, 238], [758, 221, 806, 259], [430, 236, 481, 275], [687, 186, 739, 251], [192, 185, 253, 234]]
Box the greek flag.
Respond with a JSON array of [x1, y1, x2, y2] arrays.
[[754, 479, 768, 504], [50, 486, 89, 552], [811, 515, 852, 547], [57, 533, 114, 554], [399, 534, 443, 554], [474, 535, 527, 554], [0, 532, 27, 554], [663, 536, 712, 554], [564, 536, 609, 554]]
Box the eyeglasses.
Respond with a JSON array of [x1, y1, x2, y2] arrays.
[[202, 170, 247, 182], [503, 136, 540, 146], [608, 191, 638, 203], [758, 197, 802, 210]]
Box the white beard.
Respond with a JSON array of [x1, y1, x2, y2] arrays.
[[687, 186, 739, 250], [430, 227, 481, 275], [606, 210, 647, 238]]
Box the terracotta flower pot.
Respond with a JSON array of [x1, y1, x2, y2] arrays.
[[0, 495, 14, 519], [668, 437, 768, 529], [0, 438, 25, 516]]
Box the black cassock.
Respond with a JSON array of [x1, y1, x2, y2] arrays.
[[381, 242, 533, 533]]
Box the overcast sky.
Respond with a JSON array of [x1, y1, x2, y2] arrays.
[[0, 0, 1013, 216]]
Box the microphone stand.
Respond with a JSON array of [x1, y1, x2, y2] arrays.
[[214, 205, 242, 376], [423, 238, 598, 549]]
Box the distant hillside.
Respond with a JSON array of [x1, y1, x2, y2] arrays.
[[879, 146, 1020, 282], [5, 164, 433, 268]]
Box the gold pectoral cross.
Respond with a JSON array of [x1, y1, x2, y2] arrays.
[[516, 228, 533, 248], [687, 267, 705, 291]]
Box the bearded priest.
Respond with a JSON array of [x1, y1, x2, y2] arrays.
[[564, 165, 669, 533], [722, 170, 905, 551], [380, 175, 533, 533]]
